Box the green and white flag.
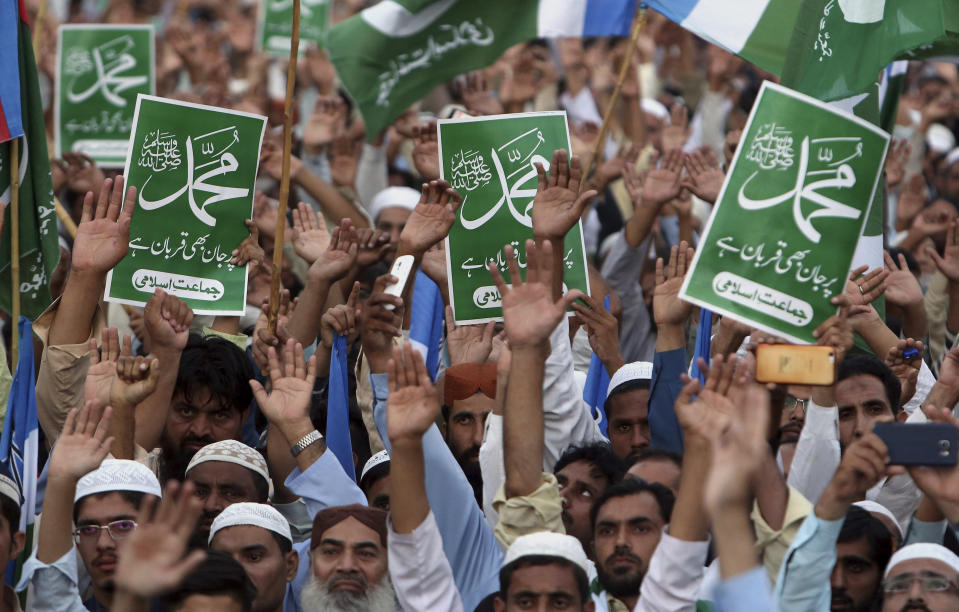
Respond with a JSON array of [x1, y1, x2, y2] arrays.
[[105, 95, 267, 315], [328, 0, 636, 138], [679, 82, 889, 344], [55, 25, 154, 167], [258, 0, 330, 56], [439, 111, 589, 324]]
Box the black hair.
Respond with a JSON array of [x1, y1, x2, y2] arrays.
[[590, 477, 675, 534], [157, 550, 257, 612], [838, 505, 895, 568], [73, 491, 146, 524], [0, 495, 20, 537], [360, 460, 390, 494], [885, 247, 920, 276], [271, 530, 292, 555], [837, 354, 902, 413], [554, 442, 626, 485], [499, 555, 590, 604], [176, 334, 254, 414], [603, 379, 651, 417], [628, 448, 683, 470]]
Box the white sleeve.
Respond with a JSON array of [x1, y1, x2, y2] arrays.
[[480, 413, 505, 531], [355, 142, 388, 210], [902, 361, 937, 415], [388, 512, 465, 612], [787, 399, 840, 505], [634, 528, 710, 612]]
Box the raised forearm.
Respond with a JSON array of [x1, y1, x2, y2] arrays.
[[37, 474, 79, 563], [389, 438, 429, 533], [49, 271, 103, 346], [899, 302, 928, 341], [504, 344, 548, 498], [266, 422, 298, 503], [712, 507, 759, 579], [293, 164, 370, 228], [656, 322, 687, 353], [947, 282, 959, 334], [135, 347, 180, 452], [286, 278, 332, 346], [624, 204, 660, 249], [670, 438, 711, 541], [754, 450, 788, 531]]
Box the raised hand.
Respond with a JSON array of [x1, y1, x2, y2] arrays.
[[355, 228, 391, 267], [661, 103, 690, 152], [642, 149, 684, 206], [85, 327, 125, 406], [60, 152, 106, 195], [884, 338, 923, 407], [420, 242, 448, 288], [674, 354, 738, 443], [885, 139, 911, 189], [817, 428, 900, 520], [113, 481, 206, 600], [306, 218, 359, 284], [360, 274, 405, 371], [412, 121, 440, 181], [144, 288, 193, 352], [896, 175, 927, 231], [249, 339, 317, 429], [303, 95, 346, 150], [320, 282, 360, 349], [329, 135, 360, 189], [489, 239, 583, 349], [399, 180, 462, 254], [653, 241, 695, 326], [112, 354, 161, 409], [571, 294, 624, 375], [928, 219, 959, 281], [844, 265, 888, 307], [460, 71, 504, 117], [229, 219, 264, 267], [681, 148, 725, 204], [252, 289, 295, 373], [907, 405, 959, 522], [445, 305, 495, 365], [291, 202, 331, 264], [883, 250, 923, 307], [49, 401, 114, 482], [386, 342, 440, 444], [73, 176, 136, 275], [530, 149, 598, 240]]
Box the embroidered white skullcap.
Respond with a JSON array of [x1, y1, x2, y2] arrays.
[[75, 459, 161, 502], [502, 532, 590, 578], [945, 146, 959, 169], [209, 502, 292, 545], [186, 440, 269, 483], [368, 186, 420, 222], [927, 124, 956, 154], [0, 475, 20, 506], [853, 500, 903, 540], [360, 450, 390, 483], [607, 362, 654, 400], [884, 543, 959, 578], [640, 98, 669, 122]]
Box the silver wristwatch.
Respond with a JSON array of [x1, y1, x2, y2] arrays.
[[291, 430, 324, 457]]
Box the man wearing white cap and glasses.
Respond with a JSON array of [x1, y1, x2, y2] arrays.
[[19, 402, 160, 611], [881, 543, 959, 611], [209, 502, 300, 612], [604, 362, 653, 463]]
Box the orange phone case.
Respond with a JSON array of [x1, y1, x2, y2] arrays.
[[754, 344, 836, 386]]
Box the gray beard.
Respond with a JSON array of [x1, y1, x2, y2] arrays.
[[299, 574, 397, 612]]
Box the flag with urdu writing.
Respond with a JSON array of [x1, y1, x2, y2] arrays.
[[643, 0, 958, 102], [0, 0, 60, 321], [328, 0, 637, 138]]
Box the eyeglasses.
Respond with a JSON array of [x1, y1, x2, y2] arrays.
[[73, 519, 138, 542], [784, 396, 807, 414], [882, 572, 959, 595]]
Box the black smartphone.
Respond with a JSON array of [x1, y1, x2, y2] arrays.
[[873, 422, 959, 467]]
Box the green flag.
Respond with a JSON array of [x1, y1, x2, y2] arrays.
[[258, 0, 331, 56], [0, 8, 59, 321]]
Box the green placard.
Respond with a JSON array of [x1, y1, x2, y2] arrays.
[[679, 81, 890, 344], [56, 25, 154, 167], [258, 0, 330, 56], [105, 95, 267, 315], [439, 111, 590, 324]]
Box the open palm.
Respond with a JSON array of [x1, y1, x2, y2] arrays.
[[400, 180, 461, 253], [530, 149, 596, 240], [387, 344, 439, 443], [250, 340, 316, 426], [653, 242, 694, 326]]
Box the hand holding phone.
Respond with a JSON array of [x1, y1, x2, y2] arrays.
[[383, 255, 414, 311], [874, 422, 959, 467], [754, 344, 836, 386]]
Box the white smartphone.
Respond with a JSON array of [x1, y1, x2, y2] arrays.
[[383, 255, 415, 311]]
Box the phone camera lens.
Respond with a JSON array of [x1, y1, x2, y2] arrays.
[[939, 440, 951, 456]]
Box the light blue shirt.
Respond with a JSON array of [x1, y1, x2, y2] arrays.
[[714, 566, 773, 612], [371, 372, 503, 611], [773, 511, 843, 611]]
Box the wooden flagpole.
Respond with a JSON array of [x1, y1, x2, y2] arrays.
[[267, 0, 300, 334], [580, 9, 647, 193], [10, 139, 21, 367]]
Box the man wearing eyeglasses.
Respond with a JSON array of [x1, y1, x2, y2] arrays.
[[881, 543, 959, 612]]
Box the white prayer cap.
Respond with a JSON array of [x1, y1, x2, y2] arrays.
[[209, 502, 292, 546], [502, 532, 590, 578], [360, 450, 390, 484], [640, 98, 669, 122], [368, 187, 420, 222], [884, 543, 959, 578], [927, 124, 956, 154], [607, 362, 654, 400], [186, 440, 269, 483], [75, 459, 161, 502], [853, 500, 903, 540], [0, 475, 19, 506], [945, 146, 959, 169]]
